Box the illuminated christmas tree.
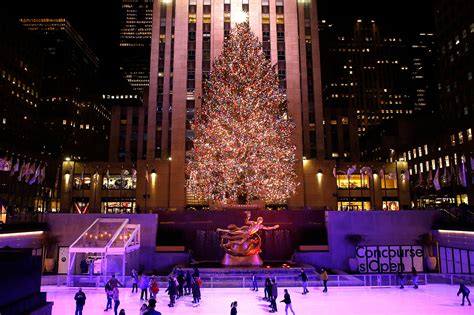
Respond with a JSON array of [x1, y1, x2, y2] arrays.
[[186, 22, 299, 205]]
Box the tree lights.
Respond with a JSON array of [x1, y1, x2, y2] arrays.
[[186, 22, 299, 205]]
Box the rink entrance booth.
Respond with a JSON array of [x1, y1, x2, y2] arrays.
[[67, 218, 140, 286]]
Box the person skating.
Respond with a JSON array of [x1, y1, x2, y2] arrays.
[[144, 298, 162, 315], [411, 267, 419, 289], [185, 270, 192, 295], [177, 269, 185, 298], [165, 276, 177, 307], [300, 269, 309, 294], [230, 301, 238, 315], [193, 267, 200, 278], [107, 274, 124, 289], [397, 272, 405, 289], [113, 286, 121, 315], [457, 282, 471, 306], [320, 268, 328, 293], [280, 289, 296, 315], [140, 274, 150, 301], [104, 283, 113, 311], [192, 276, 201, 306], [264, 276, 272, 301], [251, 272, 258, 291], [74, 287, 86, 315], [150, 276, 159, 299], [131, 268, 139, 293], [270, 279, 278, 313]]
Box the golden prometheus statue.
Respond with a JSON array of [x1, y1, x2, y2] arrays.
[[217, 211, 280, 266]]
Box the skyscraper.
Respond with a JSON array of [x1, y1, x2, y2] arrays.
[[119, 0, 154, 93]]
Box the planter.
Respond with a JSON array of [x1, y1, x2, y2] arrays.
[[348, 257, 359, 272], [426, 256, 437, 271], [44, 258, 56, 272]]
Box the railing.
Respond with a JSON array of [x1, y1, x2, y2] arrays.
[[44, 273, 474, 289]]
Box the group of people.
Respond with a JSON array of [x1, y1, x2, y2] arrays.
[[163, 268, 203, 307], [397, 267, 420, 289], [300, 268, 329, 294]]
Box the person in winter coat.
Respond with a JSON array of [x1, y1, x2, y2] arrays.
[[106, 274, 123, 289], [320, 268, 328, 293], [300, 269, 309, 294], [113, 287, 121, 315], [251, 272, 258, 291], [280, 289, 296, 315], [165, 276, 177, 307], [411, 267, 419, 289], [104, 283, 113, 311], [185, 270, 192, 295], [144, 299, 162, 315], [177, 270, 185, 298], [397, 272, 405, 289], [74, 288, 86, 315], [457, 282, 472, 306], [140, 274, 150, 301], [264, 276, 272, 301], [192, 277, 201, 305], [131, 269, 139, 293], [230, 301, 238, 315], [149, 276, 160, 299], [270, 279, 278, 313]]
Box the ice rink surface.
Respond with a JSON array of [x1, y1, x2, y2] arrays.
[[42, 284, 472, 315]]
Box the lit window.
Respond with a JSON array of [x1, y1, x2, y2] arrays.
[[63, 120, 67, 125], [2, 118, 6, 124], [467, 128, 472, 141], [425, 161, 430, 171], [438, 157, 443, 168], [408, 151, 411, 160], [419, 163, 423, 173], [468, 72, 473, 80], [445, 156, 450, 167], [431, 159, 436, 170], [332, 152, 339, 158], [414, 164, 418, 174], [450, 134, 456, 146], [413, 148, 417, 159], [418, 147, 422, 157], [424, 144, 428, 155], [459, 131, 464, 144]]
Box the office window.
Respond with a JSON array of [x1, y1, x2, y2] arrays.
[[467, 128, 472, 141], [459, 131, 464, 144]]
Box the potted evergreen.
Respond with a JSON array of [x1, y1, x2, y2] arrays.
[[41, 232, 60, 272], [420, 232, 437, 271], [346, 234, 364, 272]]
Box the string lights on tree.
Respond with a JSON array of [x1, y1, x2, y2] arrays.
[[186, 22, 299, 205]]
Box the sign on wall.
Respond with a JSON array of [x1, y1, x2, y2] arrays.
[[57, 246, 69, 274], [356, 245, 424, 273]]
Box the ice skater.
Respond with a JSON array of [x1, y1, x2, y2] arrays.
[[280, 289, 296, 315], [320, 268, 328, 293], [104, 283, 113, 311], [185, 270, 192, 295], [397, 272, 405, 289], [230, 301, 238, 315], [140, 274, 150, 301], [113, 286, 121, 315], [107, 274, 124, 289], [300, 269, 309, 294], [132, 268, 139, 293], [251, 272, 258, 291], [264, 276, 272, 301], [177, 269, 185, 298], [270, 279, 278, 313], [165, 276, 177, 307], [192, 276, 201, 306], [411, 267, 418, 289], [150, 276, 160, 299], [457, 282, 471, 306], [74, 287, 86, 315]]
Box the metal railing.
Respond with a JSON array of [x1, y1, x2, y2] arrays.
[[43, 273, 474, 289]]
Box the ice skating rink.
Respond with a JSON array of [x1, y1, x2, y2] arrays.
[[43, 284, 472, 315]]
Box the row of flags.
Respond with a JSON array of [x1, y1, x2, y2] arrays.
[[0, 156, 46, 185], [417, 163, 467, 190], [331, 162, 469, 191], [332, 165, 398, 180]]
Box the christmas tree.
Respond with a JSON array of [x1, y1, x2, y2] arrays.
[[186, 22, 299, 205]]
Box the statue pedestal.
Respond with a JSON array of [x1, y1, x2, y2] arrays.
[[222, 253, 263, 266]]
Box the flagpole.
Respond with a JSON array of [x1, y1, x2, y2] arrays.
[[347, 165, 351, 211], [360, 166, 364, 211], [145, 164, 148, 213], [93, 165, 98, 212], [395, 161, 400, 209], [120, 165, 123, 214], [81, 163, 85, 208]]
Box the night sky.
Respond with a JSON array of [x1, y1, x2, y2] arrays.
[[2, 0, 435, 70]]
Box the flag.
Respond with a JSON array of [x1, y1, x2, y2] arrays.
[[131, 168, 137, 179], [28, 164, 41, 185], [10, 159, 19, 176], [433, 168, 441, 191], [18, 162, 29, 181], [459, 162, 467, 187], [347, 165, 357, 178], [0, 156, 6, 170], [379, 168, 385, 178], [360, 166, 373, 177], [38, 165, 46, 184], [24, 162, 36, 182], [332, 167, 337, 178], [0, 157, 12, 172]]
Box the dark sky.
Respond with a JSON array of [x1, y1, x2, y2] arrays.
[[2, 0, 435, 69]]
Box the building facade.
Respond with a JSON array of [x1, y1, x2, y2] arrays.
[[119, 0, 154, 93], [19, 18, 111, 161]]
